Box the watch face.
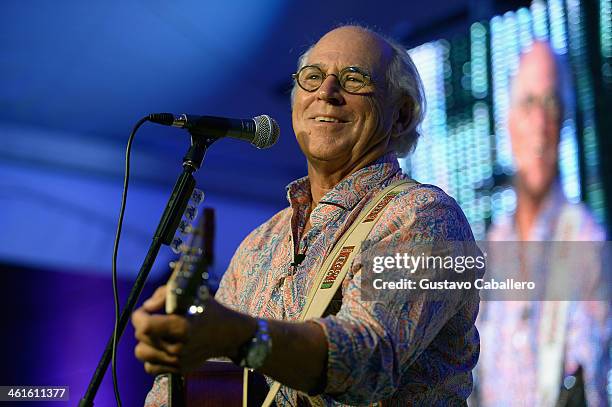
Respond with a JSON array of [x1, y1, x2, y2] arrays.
[[248, 343, 267, 367], [243, 320, 271, 369], [253, 345, 266, 360]]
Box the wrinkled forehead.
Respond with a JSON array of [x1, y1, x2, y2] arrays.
[[513, 45, 559, 98], [305, 29, 392, 75]]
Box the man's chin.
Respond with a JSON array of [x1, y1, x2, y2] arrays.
[[306, 151, 348, 165], [301, 143, 350, 163], [517, 175, 555, 201]]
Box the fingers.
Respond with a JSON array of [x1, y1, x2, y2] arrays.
[[142, 285, 167, 312], [144, 362, 181, 376], [132, 310, 189, 346], [132, 309, 189, 376], [135, 341, 180, 367], [131, 292, 224, 376]]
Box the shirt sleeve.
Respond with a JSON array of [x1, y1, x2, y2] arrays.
[[214, 208, 290, 311], [214, 219, 265, 309], [214, 251, 239, 307], [143, 375, 168, 407], [311, 186, 481, 404]]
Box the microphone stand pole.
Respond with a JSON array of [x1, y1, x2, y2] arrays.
[[79, 134, 215, 407]]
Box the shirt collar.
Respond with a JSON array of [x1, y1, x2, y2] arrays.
[[492, 180, 567, 240], [285, 152, 402, 211]]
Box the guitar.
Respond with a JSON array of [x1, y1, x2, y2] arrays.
[[160, 208, 215, 407], [159, 208, 269, 407]]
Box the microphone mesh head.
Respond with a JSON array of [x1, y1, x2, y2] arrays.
[[252, 115, 280, 149]]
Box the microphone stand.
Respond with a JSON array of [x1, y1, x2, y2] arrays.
[[79, 133, 216, 407]]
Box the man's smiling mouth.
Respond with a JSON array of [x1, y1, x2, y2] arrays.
[[312, 116, 348, 123]]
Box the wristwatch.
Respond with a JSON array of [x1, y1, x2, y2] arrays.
[[238, 318, 272, 370]]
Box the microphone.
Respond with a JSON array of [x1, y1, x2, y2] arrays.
[[148, 113, 280, 149], [291, 253, 306, 267]]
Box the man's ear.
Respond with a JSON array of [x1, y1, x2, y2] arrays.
[[391, 96, 413, 138]]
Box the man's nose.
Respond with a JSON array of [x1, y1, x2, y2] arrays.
[[317, 75, 345, 105], [528, 105, 550, 135]]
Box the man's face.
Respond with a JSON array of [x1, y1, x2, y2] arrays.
[[291, 27, 397, 169], [508, 42, 561, 200]]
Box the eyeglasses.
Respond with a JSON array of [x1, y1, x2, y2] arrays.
[[292, 65, 374, 94], [516, 94, 561, 118]]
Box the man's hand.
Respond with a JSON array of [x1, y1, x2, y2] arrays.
[[132, 285, 184, 375], [132, 285, 327, 393], [131, 285, 256, 375]]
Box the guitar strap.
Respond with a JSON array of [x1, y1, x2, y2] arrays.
[[536, 204, 580, 406], [257, 179, 417, 407]]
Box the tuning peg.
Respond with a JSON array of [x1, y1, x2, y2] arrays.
[[177, 219, 192, 234], [198, 285, 210, 301], [170, 236, 185, 254], [190, 189, 205, 205], [184, 205, 198, 222]]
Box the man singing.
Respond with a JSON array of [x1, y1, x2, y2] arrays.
[[133, 25, 481, 405]]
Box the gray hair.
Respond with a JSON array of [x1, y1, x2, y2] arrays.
[[291, 26, 426, 157]]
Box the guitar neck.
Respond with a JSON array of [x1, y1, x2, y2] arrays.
[[160, 208, 215, 407], [167, 373, 185, 407]]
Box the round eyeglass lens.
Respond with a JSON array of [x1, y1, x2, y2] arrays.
[[339, 68, 368, 92], [298, 66, 325, 91]]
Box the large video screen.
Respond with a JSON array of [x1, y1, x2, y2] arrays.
[[401, 0, 609, 239]]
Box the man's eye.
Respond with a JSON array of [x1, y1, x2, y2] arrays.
[[543, 96, 559, 109], [344, 75, 364, 83], [302, 71, 323, 82], [522, 96, 536, 108]]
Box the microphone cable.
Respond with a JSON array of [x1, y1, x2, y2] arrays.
[[111, 116, 149, 407]]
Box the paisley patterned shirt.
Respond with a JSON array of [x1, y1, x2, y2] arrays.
[[144, 154, 482, 406]]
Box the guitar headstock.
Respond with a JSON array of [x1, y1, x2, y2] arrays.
[[166, 208, 215, 315]]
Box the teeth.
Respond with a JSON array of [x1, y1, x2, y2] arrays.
[[315, 116, 340, 123]]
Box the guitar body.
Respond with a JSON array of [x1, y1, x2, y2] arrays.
[[185, 362, 269, 407]]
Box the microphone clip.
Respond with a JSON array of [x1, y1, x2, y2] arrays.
[[290, 253, 306, 268]]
